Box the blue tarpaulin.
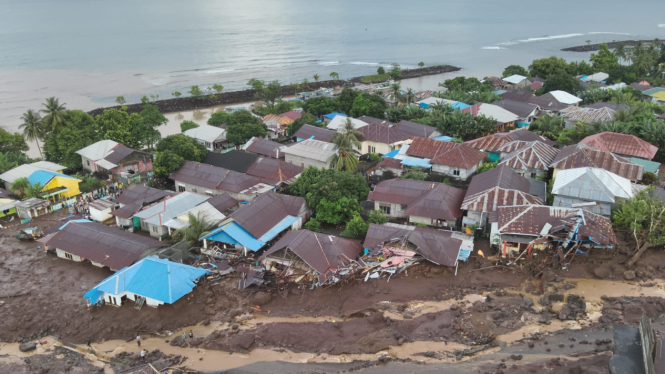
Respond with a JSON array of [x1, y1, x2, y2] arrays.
[[432, 135, 454, 142], [517, 122, 530, 128], [400, 157, 432, 168], [323, 112, 346, 119], [382, 150, 399, 158], [451, 102, 470, 110]]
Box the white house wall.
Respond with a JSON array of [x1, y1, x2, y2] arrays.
[[55, 248, 82, 262], [284, 154, 329, 170]]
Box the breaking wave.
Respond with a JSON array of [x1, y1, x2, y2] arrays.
[[349, 61, 380, 66], [481, 46, 502, 50], [318, 61, 339, 66]]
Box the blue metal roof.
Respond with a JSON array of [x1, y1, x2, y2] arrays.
[[400, 157, 432, 168], [431, 135, 454, 142], [27, 170, 79, 186], [494, 90, 507, 95], [60, 219, 92, 231], [323, 112, 346, 119], [203, 221, 265, 251], [383, 150, 399, 158], [451, 102, 470, 110], [83, 257, 209, 304], [630, 157, 661, 174], [258, 215, 299, 242], [517, 122, 530, 128], [419, 103, 430, 109]]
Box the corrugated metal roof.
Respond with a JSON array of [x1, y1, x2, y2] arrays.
[[279, 111, 302, 120], [552, 196, 612, 216], [498, 141, 559, 171], [430, 144, 486, 169], [223, 191, 305, 239], [552, 167, 636, 203], [293, 125, 335, 142], [104, 146, 149, 165], [245, 157, 303, 185], [260, 229, 361, 282], [86, 257, 209, 304], [323, 112, 346, 119], [580, 132, 658, 160], [163, 201, 226, 230], [461, 103, 519, 123], [629, 157, 660, 174], [406, 137, 458, 159], [492, 100, 539, 118], [527, 96, 569, 112], [257, 215, 300, 242], [203, 151, 258, 173], [205, 221, 265, 251], [369, 179, 464, 220], [116, 184, 172, 206], [542, 90, 582, 105], [503, 74, 528, 84], [496, 205, 617, 246], [499, 90, 535, 102], [363, 224, 463, 267], [378, 157, 403, 170], [400, 157, 432, 168], [642, 87, 665, 96], [170, 161, 262, 193], [75, 140, 119, 161], [357, 122, 412, 145], [560, 106, 616, 123], [43, 221, 166, 270], [550, 144, 644, 181], [0, 161, 66, 184], [395, 120, 439, 139], [206, 193, 238, 213], [282, 139, 336, 163], [134, 191, 210, 226], [326, 115, 368, 130], [243, 137, 287, 158], [87, 197, 116, 212], [184, 124, 226, 143], [462, 165, 543, 212], [27, 170, 79, 186], [587, 102, 628, 111]]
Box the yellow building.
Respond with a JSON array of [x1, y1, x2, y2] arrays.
[[28, 170, 82, 203]]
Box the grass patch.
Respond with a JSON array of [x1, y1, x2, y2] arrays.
[[361, 74, 390, 83]]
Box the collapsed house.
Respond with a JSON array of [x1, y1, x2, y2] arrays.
[[364, 223, 474, 268], [260, 229, 362, 285], [490, 205, 617, 257]]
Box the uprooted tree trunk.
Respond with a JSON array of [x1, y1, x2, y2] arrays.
[[626, 242, 653, 268]]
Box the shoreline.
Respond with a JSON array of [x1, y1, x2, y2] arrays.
[[561, 39, 657, 52], [86, 65, 461, 117]]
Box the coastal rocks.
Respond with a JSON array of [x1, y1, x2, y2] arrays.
[[19, 342, 36, 352]]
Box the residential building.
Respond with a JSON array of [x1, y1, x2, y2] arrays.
[[0, 161, 66, 189], [394, 120, 442, 139], [357, 121, 412, 154], [40, 220, 166, 271], [322, 112, 346, 124], [111, 184, 173, 228], [492, 100, 539, 126], [396, 137, 487, 179], [461, 165, 544, 230], [201, 191, 308, 253], [368, 179, 466, 227], [461, 103, 519, 131], [490, 205, 617, 255], [76, 140, 154, 182], [326, 115, 368, 130], [83, 257, 209, 308], [580, 72, 609, 83], [183, 124, 227, 151], [27, 170, 82, 203], [132, 192, 210, 238], [498, 141, 559, 180], [580, 132, 659, 160], [243, 137, 288, 159], [87, 198, 117, 222], [260, 230, 361, 284], [203, 150, 259, 174], [205, 193, 239, 214], [293, 124, 335, 142], [502, 74, 530, 89], [163, 201, 226, 235], [15, 198, 50, 219], [559, 106, 616, 128], [0, 188, 17, 218], [245, 156, 303, 186], [283, 139, 337, 169], [551, 167, 645, 216], [465, 129, 551, 161], [550, 144, 644, 181], [541, 90, 582, 106], [374, 157, 404, 177], [587, 102, 628, 111], [76, 140, 119, 172], [169, 161, 271, 201]]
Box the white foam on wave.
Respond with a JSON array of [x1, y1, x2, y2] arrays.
[[659, 24, 665, 28], [349, 61, 380, 66], [319, 61, 339, 66], [588, 31, 631, 35], [481, 46, 502, 50], [204, 68, 235, 74], [498, 31, 634, 47]]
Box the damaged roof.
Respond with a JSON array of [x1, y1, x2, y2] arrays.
[[496, 205, 617, 247], [406, 137, 458, 159], [498, 141, 559, 171], [244, 137, 288, 158], [368, 179, 465, 221], [206, 193, 238, 213], [580, 132, 658, 160], [115, 184, 172, 206], [169, 161, 262, 193], [462, 165, 544, 212], [357, 122, 412, 145], [133, 192, 210, 226], [224, 191, 305, 239], [378, 157, 404, 170], [550, 144, 644, 181], [430, 144, 487, 169], [43, 221, 166, 270], [260, 229, 362, 282], [293, 124, 335, 142], [363, 224, 463, 267], [245, 157, 303, 185], [560, 106, 616, 124]]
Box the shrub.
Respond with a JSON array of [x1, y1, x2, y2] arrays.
[[361, 74, 391, 83]]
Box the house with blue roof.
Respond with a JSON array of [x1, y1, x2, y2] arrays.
[[27, 170, 81, 203], [322, 112, 346, 123], [83, 257, 210, 308], [201, 191, 307, 254]]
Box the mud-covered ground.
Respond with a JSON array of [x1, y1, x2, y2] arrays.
[[2, 210, 665, 373]]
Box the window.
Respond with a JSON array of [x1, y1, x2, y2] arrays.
[[453, 169, 460, 176], [64, 252, 73, 260], [379, 204, 391, 215], [400, 204, 408, 210], [368, 145, 376, 153], [86, 160, 90, 166], [530, 172, 537, 178], [178, 184, 186, 192], [151, 226, 158, 233], [205, 190, 214, 196]]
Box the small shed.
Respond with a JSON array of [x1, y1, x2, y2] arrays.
[[16, 198, 50, 219], [87, 198, 117, 222]]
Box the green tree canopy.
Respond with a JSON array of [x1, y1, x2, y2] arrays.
[[386, 106, 427, 123], [19, 109, 45, 158], [139, 104, 168, 128], [9, 177, 30, 199], [337, 88, 360, 114], [528, 56, 570, 78], [225, 111, 267, 144], [208, 111, 229, 127], [476, 161, 498, 174], [155, 134, 208, 162], [0, 128, 29, 154], [368, 209, 388, 224], [43, 110, 98, 169], [590, 44, 619, 73], [254, 80, 282, 110], [287, 112, 318, 135], [440, 76, 483, 92], [350, 93, 387, 118], [287, 167, 369, 211], [153, 150, 185, 178], [94, 108, 146, 149], [174, 212, 217, 246], [502, 65, 529, 78], [0, 151, 30, 174], [180, 120, 199, 133], [402, 167, 428, 180], [315, 197, 362, 225], [538, 73, 582, 95], [40, 97, 69, 133], [341, 212, 369, 239], [303, 97, 340, 117]]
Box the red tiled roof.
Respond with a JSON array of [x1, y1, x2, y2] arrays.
[[580, 132, 658, 160]]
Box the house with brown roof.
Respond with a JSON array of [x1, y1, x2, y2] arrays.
[[76, 140, 154, 183], [580, 132, 659, 160], [110, 184, 173, 228], [243, 137, 288, 159], [201, 191, 308, 253], [461, 165, 544, 230], [357, 121, 412, 154], [559, 107, 616, 129], [492, 100, 539, 125], [394, 120, 442, 139], [245, 156, 303, 186], [40, 220, 167, 271], [549, 144, 644, 181], [368, 179, 466, 228], [498, 141, 559, 180], [169, 161, 273, 201], [260, 230, 361, 284], [429, 144, 486, 179], [490, 205, 617, 255], [375, 157, 404, 177], [465, 129, 551, 161], [293, 124, 335, 142]]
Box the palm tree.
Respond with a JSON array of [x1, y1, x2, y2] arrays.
[[25, 182, 44, 199], [9, 177, 30, 199], [40, 97, 68, 133], [530, 114, 564, 140], [19, 109, 44, 158], [173, 212, 217, 246], [388, 83, 401, 103], [330, 72, 339, 81], [329, 118, 362, 171], [614, 44, 627, 65], [404, 88, 416, 105], [610, 90, 635, 105], [313, 74, 320, 82]]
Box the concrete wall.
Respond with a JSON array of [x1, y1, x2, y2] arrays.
[[361, 141, 392, 155], [141, 220, 168, 238], [115, 216, 134, 228], [373, 201, 407, 218], [375, 167, 403, 177], [409, 215, 454, 227], [431, 164, 478, 180], [55, 248, 82, 263], [509, 167, 545, 181], [103, 291, 163, 307], [285, 154, 329, 170], [90, 207, 114, 223]]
